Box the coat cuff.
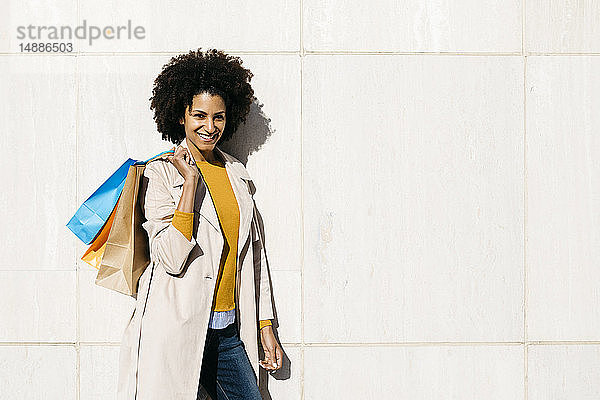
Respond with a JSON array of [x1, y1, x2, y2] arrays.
[[259, 319, 272, 330], [144, 221, 197, 275]]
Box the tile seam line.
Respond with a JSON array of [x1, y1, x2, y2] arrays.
[[0, 51, 301, 56], [2, 52, 600, 56], [2, 340, 600, 346], [72, 50, 301, 55], [297, 341, 600, 346], [303, 51, 600, 56], [0, 52, 270, 56], [75, 0, 81, 393], [523, 0, 528, 395], [299, 0, 305, 399]]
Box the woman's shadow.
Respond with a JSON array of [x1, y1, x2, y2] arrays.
[[219, 100, 292, 399]]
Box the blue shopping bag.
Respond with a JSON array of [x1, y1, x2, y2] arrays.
[[66, 149, 174, 245]]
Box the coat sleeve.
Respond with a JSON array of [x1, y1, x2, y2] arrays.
[[140, 161, 197, 275], [251, 204, 275, 322]]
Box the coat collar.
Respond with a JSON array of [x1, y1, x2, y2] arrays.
[[170, 146, 251, 187], [170, 145, 255, 258]]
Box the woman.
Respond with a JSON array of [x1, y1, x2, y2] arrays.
[[117, 48, 283, 400]]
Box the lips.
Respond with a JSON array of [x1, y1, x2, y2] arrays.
[[197, 131, 217, 142]]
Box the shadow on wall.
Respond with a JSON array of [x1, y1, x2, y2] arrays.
[[218, 100, 274, 165], [220, 99, 292, 399], [253, 196, 291, 400]]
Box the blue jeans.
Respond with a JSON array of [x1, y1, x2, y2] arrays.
[[197, 321, 262, 400]]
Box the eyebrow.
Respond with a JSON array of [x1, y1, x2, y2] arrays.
[[191, 109, 226, 114]]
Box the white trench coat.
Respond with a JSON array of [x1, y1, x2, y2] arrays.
[[117, 146, 275, 400]]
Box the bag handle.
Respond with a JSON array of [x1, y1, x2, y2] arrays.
[[133, 149, 175, 166]]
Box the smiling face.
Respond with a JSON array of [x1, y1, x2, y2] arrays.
[[179, 92, 226, 159]]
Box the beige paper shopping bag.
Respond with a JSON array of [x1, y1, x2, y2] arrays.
[[95, 151, 173, 297]]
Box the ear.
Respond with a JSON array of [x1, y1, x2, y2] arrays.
[[179, 107, 188, 125]]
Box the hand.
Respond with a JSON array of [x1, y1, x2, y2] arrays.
[[167, 145, 199, 183], [259, 326, 282, 373]]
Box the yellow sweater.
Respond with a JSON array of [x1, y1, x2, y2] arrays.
[[172, 159, 272, 331]]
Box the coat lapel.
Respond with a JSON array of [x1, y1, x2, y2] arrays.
[[215, 146, 255, 257], [170, 146, 255, 260]]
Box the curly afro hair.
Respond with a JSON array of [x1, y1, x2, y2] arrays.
[[150, 48, 255, 144]]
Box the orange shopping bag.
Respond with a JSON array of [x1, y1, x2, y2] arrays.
[[80, 196, 120, 269]]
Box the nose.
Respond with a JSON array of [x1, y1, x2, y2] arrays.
[[205, 118, 216, 134]]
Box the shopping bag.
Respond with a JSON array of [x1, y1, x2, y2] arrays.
[[66, 158, 137, 244], [80, 195, 120, 269], [94, 150, 174, 297]]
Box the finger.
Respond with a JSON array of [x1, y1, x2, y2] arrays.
[[175, 147, 186, 162], [259, 359, 274, 371], [265, 347, 277, 369], [261, 353, 271, 368], [261, 351, 274, 370], [275, 347, 283, 369]]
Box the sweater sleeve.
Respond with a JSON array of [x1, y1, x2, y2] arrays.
[[172, 209, 194, 241], [259, 319, 272, 330]]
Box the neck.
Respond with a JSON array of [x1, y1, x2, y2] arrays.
[[186, 138, 219, 164]]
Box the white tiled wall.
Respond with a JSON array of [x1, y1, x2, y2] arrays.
[[1, 1, 599, 399]]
